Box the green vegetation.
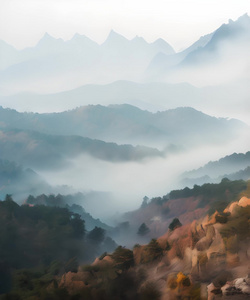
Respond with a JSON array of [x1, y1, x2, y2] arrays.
[[219, 205, 250, 241], [152, 178, 249, 216], [112, 246, 134, 270], [141, 239, 163, 264], [0, 195, 117, 297], [137, 223, 150, 236], [139, 281, 162, 300], [1, 177, 250, 298], [168, 218, 182, 231]]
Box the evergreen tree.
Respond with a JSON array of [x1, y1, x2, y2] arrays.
[[137, 223, 150, 236]]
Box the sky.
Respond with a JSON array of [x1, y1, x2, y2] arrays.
[[0, 0, 250, 51]]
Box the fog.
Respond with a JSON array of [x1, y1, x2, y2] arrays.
[[38, 126, 250, 221], [0, 14, 250, 226]]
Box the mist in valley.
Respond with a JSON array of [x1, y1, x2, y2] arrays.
[[38, 127, 250, 221], [2, 3, 250, 298]]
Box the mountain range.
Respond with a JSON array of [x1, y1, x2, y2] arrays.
[[146, 14, 250, 86], [0, 127, 164, 171], [0, 105, 245, 149], [0, 30, 174, 94], [1, 14, 250, 97], [183, 151, 250, 179], [181, 151, 250, 187]]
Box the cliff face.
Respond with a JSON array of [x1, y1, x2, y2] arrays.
[[57, 196, 250, 300]]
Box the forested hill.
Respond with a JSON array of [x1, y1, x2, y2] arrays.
[[0, 128, 163, 170], [0, 105, 246, 147], [1, 178, 250, 299], [0, 195, 117, 295]]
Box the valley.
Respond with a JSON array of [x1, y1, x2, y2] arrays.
[[0, 9, 250, 299]]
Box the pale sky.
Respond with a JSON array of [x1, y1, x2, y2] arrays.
[[0, 0, 250, 51]]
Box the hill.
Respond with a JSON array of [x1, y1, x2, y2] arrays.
[[0, 128, 163, 170], [0, 158, 50, 200], [0, 105, 245, 149], [183, 151, 250, 180], [1, 179, 250, 299]]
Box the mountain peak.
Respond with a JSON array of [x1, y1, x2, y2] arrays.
[[132, 35, 147, 42], [103, 30, 128, 45], [41, 32, 55, 41], [37, 32, 64, 47], [152, 38, 175, 54], [72, 33, 82, 40], [70, 33, 97, 45], [235, 13, 250, 27]]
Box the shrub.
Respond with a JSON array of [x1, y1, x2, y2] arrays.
[[168, 218, 182, 231]]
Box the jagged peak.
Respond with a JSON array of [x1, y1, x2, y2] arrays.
[[37, 32, 64, 46], [70, 33, 97, 45], [71, 33, 90, 40], [0, 39, 17, 50], [131, 35, 147, 43], [152, 38, 167, 45], [236, 13, 250, 22], [103, 29, 128, 44], [225, 13, 250, 28], [72, 33, 82, 39], [152, 38, 175, 53], [41, 32, 55, 40]]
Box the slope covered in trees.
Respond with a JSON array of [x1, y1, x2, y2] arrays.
[[0, 195, 116, 297], [1, 179, 250, 298]]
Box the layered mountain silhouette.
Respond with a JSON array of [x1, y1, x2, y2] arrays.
[[1, 14, 249, 95], [181, 151, 250, 186], [0, 158, 50, 200], [0, 127, 164, 170], [0, 30, 174, 94], [147, 14, 250, 86], [0, 105, 246, 148]]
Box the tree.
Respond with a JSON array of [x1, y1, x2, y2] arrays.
[[141, 196, 149, 208], [112, 246, 134, 270], [87, 226, 105, 245], [137, 223, 150, 236], [141, 239, 163, 263], [168, 218, 182, 231]]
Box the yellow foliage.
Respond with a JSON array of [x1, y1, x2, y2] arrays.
[[176, 272, 186, 284]]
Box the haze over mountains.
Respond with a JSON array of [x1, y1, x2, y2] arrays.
[[0, 14, 250, 125], [0, 30, 174, 94], [0, 15, 250, 215], [1, 9, 250, 298], [0, 105, 245, 148], [0, 14, 250, 212]]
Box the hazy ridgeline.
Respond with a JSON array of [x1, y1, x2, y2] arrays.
[[0, 9, 250, 299], [0, 15, 250, 218]]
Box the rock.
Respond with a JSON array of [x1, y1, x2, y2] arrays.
[[234, 277, 250, 294], [207, 283, 221, 300], [221, 275, 250, 296], [238, 197, 250, 208]]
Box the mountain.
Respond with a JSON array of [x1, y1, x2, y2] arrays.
[[0, 105, 245, 149], [183, 151, 250, 180], [145, 31, 214, 80], [0, 158, 50, 200], [2, 179, 250, 298], [146, 14, 250, 87], [180, 151, 250, 187], [0, 40, 19, 70], [0, 80, 202, 113], [0, 128, 163, 170], [25, 193, 113, 232], [57, 180, 250, 299], [1, 79, 249, 124], [0, 31, 174, 94], [180, 14, 250, 66]]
